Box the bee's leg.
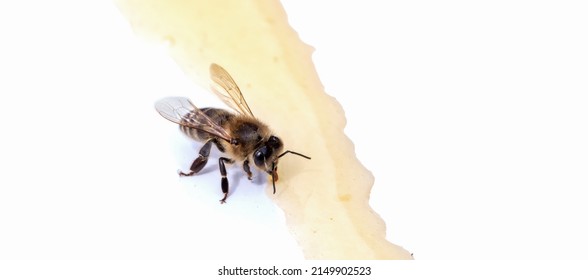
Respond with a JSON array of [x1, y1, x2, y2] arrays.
[[179, 140, 212, 176], [243, 160, 253, 180], [218, 157, 234, 204], [212, 139, 225, 152]]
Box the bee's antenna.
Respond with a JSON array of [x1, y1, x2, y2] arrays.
[[271, 162, 276, 194], [271, 151, 310, 195], [277, 150, 311, 160]]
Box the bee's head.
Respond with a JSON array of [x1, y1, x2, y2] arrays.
[[253, 135, 311, 194], [253, 135, 283, 176]]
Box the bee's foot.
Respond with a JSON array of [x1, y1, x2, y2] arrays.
[[178, 170, 195, 177], [219, 193, 228, 204]]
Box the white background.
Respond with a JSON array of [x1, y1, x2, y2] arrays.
[[1, 0, 587, 261]]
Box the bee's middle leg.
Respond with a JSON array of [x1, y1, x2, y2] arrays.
[[179, 140, 213, 177], [219, 157, 234, 204]]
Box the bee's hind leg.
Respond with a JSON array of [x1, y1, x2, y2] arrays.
[[218, 157, 234, 204], [179, 140, 213, 176]]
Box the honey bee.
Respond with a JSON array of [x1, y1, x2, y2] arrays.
[[155, 63, 310, 203]]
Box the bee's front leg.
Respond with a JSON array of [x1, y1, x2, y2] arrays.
[[218, 157, 234, 204], [243, 160, 253, 180], [179, 140, 212, 176]]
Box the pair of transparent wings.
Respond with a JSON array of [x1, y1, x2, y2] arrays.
[[154, 63, 254, 143]]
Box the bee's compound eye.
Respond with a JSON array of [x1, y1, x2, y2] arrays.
[[254, 146, 269, 167]]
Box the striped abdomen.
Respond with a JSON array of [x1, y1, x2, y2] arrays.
[[179, 107, 234, 142]]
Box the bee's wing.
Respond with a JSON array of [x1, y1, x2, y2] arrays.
[[155, 96, 232, 143], [210, 63, 255, 117]]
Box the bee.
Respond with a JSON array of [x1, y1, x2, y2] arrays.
[[155, 63, 310, 204]]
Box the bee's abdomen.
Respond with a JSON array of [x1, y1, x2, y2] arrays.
[[179, 123, 203, 141], [179, 107, 233, 141]]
